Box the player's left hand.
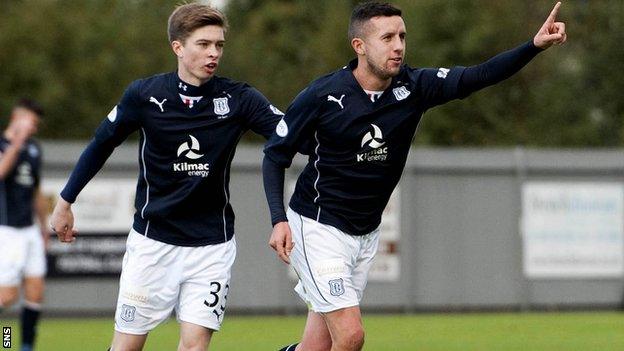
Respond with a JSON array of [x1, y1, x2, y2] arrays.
[[534, 2, 567, 49], [269, 221, 294, 264]]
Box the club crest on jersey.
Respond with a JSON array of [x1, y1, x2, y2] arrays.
[[329, 279, 345, 296], [120, 304, 136, 322], [392, 86, 411, 101], [213, 97, 230, 116]]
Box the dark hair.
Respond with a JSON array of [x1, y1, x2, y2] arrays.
[[348, 2, 402, 41], [168, 3, 228, 44], [14, 98, 44, 118]]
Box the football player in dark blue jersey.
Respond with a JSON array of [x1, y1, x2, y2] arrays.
[[49, 3, 283, 351], [0, 99, 48, 351], [265, 2, 566, 351]]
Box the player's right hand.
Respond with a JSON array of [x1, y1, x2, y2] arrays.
[[50, 197, 78, 243], [269, 221, 294, 264]]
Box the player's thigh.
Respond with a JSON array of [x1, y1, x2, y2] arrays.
[[0, 226, 27, 288], [176, 237, 236, 332], [22, 276, 45, 303], [178, 321, 213, 351], [351, 230, 380, 300], [287, 209, 360, 313], [115, 230, 181, 335], [111, 331, 148, 351], [23, 225, 47, 291], [299, 311, 332, 351]]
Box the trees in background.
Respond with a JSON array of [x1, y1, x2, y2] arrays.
[[0, 0, 621, 147]]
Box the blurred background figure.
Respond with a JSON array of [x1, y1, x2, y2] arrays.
[[0, 99, 48, 351]]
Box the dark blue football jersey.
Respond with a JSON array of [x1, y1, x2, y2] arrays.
[[61, 72, 283, 246], [264, 60, 468, 236], [0, 137, 42, 227]]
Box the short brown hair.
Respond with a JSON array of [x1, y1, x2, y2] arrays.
[[168, 3, 228, 44], [349, 2, 402, 41]]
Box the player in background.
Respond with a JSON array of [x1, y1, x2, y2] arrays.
[[264, 2, 566, 351], [0, 99, 48, 351], [50, 3, 283, 351]]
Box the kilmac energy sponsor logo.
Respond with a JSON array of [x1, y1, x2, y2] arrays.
[[174, 135, 210, 177], [357, 124, 389, 162]]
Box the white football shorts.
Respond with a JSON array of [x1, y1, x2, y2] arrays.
[[287, 208, 380, 313], [0, 225, 47, 286], [114, 229, 236, 335]]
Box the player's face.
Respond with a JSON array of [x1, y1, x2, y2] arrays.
[[10, 108, 39, 135], [173, 25, 225, 85], [362, 16, 406, 80]]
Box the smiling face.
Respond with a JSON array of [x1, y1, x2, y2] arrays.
[[173, 25, 225, 86], [353, 15, 406, 81]]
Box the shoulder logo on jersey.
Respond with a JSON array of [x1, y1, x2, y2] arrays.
[[120, 304, 136, 322], [392, 86, 411, 101], [437, 68, 450, 79], [327, 94, 346, 109], [149, 97, 167, 112], [357, 124, 389, 163], [213, 97, 230, 117], [177, 135, 204, 160], [329, 279, 345, 296], [270, 104, 285, 116], [276, 119, 288, 137], [107, 106, 118, 122]]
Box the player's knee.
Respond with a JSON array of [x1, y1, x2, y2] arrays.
[[335, 327, 364, 351], [178, 337, 209, 351], [0, 289, 19, 307]]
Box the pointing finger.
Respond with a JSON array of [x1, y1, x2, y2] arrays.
[[546, 2, 562, 24]]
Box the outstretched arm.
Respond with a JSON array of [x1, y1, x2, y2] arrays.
[[458, 2, 567, 96]]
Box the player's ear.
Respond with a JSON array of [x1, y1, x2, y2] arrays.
[[351, 38, 365, 56], [171, 40, 184, 58]]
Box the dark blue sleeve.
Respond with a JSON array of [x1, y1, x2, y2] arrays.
[[457, 40, 543, 97], [407, 65, 466, 108], [263, 87, 320, 168], [60, 81, 141, 203], [262, 156, 287, 225], [241, 87, 284, 139], [262, 86, 320, 224], [408, 40, 542, 108]]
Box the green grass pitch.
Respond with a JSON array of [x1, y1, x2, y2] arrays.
[[2, 312, 623, 350]]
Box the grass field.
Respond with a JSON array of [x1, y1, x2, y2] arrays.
[[2, 312, 623, 350]]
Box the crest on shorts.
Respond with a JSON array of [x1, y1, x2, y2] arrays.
[[329, 279, 345, 296], [213, 97, 230, 116], [120, 304, 136, 322]]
